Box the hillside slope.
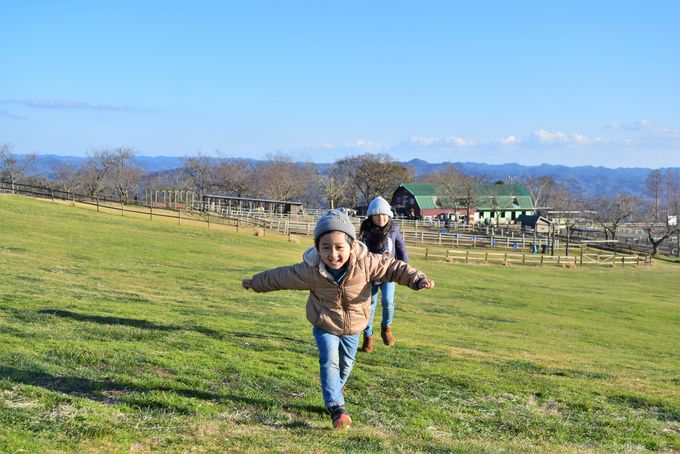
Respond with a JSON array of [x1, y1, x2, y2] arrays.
[[1, 195, 679, 452]]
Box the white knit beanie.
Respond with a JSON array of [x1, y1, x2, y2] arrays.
[[367, 196, 393, 218]]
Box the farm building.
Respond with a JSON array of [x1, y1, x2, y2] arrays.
[[516, 214, 552, 233], [202, 194, 303, 214], [390, 182, 534, 224]]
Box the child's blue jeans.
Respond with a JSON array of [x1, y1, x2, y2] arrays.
[[363, 282, 396, 337], [312, 325, 360, 409]]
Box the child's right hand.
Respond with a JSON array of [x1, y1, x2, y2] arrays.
[[242, 279, 253, 290], [418, 278, 435, 289]]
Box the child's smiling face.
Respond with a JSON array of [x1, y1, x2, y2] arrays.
[[371, 214, 389, 228], [317, 231, 351, 270]]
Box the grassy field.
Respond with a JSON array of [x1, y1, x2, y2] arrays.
[[1, 195, 679, 453]]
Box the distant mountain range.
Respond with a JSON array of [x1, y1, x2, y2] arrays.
[[24, 154, 674, 197]]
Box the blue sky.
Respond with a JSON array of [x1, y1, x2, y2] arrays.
[[1, 1, 679, 168]]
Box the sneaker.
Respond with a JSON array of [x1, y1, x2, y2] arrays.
[[329, 405, 352, 431]]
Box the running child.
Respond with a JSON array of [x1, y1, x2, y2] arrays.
[[242, 209, 434, 430]]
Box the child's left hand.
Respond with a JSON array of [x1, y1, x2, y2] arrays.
[[242, 279, 253, 290], [418, 278, 435, 289]]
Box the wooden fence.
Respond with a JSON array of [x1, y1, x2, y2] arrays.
[[0, 182, 269, 232], [408, 246, 650, 268]]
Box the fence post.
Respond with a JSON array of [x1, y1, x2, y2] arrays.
[[149, 205, 153, 220], [236, 218, 240, 232], [485, 252, 488, 262], [178, 210, 181, 225], [465, 250, 469, 263], [121, 201, 125, 216], [50, 189, 54, 203], [557, 255, 560, 266], [425, 248, 428, 261], [540, 255, 544, 267], [621, 256, 625, 268], [522, 254, 525, 266], [96, 198, 100, 212], [580, 246, 584, 267], [504, 253, 507, 266], [207, 211, 210, 228]]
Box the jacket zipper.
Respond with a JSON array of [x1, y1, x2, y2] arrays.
[[339, 285, 351, 335]]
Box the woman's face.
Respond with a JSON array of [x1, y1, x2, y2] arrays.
[[372, 214, 389, 228]]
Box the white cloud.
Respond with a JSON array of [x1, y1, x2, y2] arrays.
[[500, 135, 520, 145], [528, 129, 606, 145], [605, 119, 653, 131], [407, 136, 474, 147], [532, 129, 569, 143], [347, 139, 386, 150]]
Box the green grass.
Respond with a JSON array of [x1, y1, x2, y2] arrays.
[[1, 195, 679, 453]]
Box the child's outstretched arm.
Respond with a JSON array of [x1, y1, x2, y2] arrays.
[[368, 253, 434, 290], [242, 262, 313, 293]]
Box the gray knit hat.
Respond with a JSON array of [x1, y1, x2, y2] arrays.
[[314, 209, 356, 242], [367, 196, 393, 218]]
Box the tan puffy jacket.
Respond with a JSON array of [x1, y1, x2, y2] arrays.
[[250, 241, 427, 335]]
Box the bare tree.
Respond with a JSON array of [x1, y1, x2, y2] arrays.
[[0, 144, 36, 192], [320, 163, 353, 209], [215, 159, 254, 198], [663, 169, 680, 220], [645, 218, 679, 256], [181, 153, 216, 196], [423, 165, 482, 224], [335, 153, 412, 207], [520, 175, 556, 211], [643, 169, 680, 256], [78, 149, 114, 198], [108, 147, 142, 203], [590, 193, 639, 240], [54, 163, 82, 194], [550, 180, 585, 256], [644, 170, 663, 223], [253, 153, 314, 202]]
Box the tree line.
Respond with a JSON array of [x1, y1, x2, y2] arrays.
[[2, 143, 679, 255]]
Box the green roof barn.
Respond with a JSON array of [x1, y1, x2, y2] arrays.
[[391, 182, 534, 224]]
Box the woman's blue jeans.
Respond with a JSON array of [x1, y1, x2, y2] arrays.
[[312, 325, 360, 409], [363, 281, 396, 337]]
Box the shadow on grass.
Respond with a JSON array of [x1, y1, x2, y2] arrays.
[[0, 365, 326, 417], [37, 309, 305, 344]]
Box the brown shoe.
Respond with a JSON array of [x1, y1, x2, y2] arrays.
[[361, 334, 373, 353], [381, 325, 395, 346]]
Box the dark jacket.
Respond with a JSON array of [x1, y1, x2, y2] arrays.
[[361, 223, 408, 263]]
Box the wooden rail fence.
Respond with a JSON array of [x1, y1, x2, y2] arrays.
[[409, 246, 650, 267]]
